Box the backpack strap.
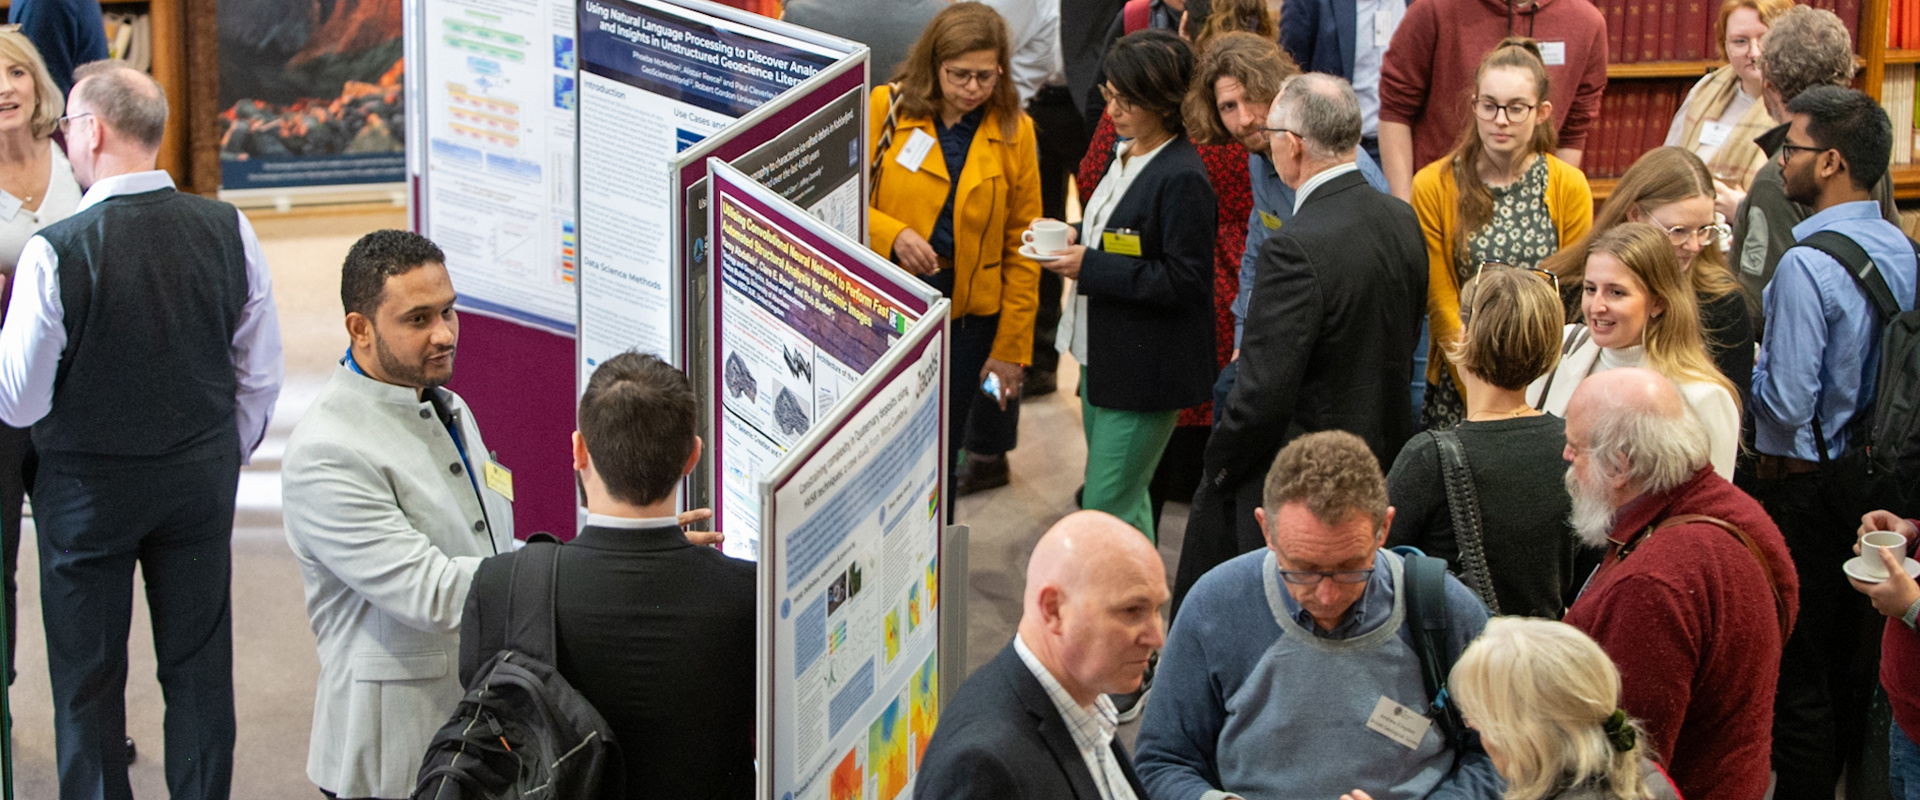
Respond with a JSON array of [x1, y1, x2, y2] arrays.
[[1399, 550, 1468, 751], [503, 541, 563, 665], [1123, 0, 1151, 33], [1796, 230, 1904, 320], [1654, 514, 1792, 642], [1429, 429, 1501, 614], [1532, 324, 1591, 411]]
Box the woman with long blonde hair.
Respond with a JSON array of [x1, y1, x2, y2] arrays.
[[1449, 618, 1681, 800], [1412, 38, 1593, 429], [1543, 146, 1753, 402], [1529, 223, 1740, 478]]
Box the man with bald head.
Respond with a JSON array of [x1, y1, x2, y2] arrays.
[[914, 510, 1164, 799], [1139, 431, 1500, 800], [1184, 73, 1425, 621], [0, 61, 281, 800], [1561, 368, 1798, 800]]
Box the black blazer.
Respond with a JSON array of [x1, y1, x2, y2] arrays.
[[1078, 136, 1219, 412], [913, 642, 1150, 800], [461, 524, 758, 800], [1205, 169, 1426, 489]]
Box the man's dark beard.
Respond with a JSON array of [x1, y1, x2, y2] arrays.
[[374, 329, 453, 388]]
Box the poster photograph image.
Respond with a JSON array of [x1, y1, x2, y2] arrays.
[[767, 319, 945, 800]]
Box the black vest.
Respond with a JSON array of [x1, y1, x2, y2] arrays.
[[34, 187, 249, 459]]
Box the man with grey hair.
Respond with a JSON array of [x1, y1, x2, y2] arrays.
[[1561, 368, 1797, 800], [0, 60, 283, 800], [1730, 4, 1900, 306], [1178, 73, 1426, 619]]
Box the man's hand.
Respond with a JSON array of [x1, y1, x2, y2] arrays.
[[1858, 510, 1917, 546], [1848, 541, 1920, 618], [891, 228, 940, 275], [677, 508, 723, 547], [980, 357, 1023, 410], [1713, 178, 1747, 223]]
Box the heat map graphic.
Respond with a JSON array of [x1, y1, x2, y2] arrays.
[[868, 694, 910, 800], [830, 747, 862, 800], [911, 653, 939, 766]]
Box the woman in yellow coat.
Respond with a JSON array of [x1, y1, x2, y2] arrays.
[[868, 2, 1041, 498]]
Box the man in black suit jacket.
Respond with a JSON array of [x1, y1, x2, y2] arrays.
[[914, 511, 1167, 800], [460, 352, 753, 800], [1177, 73, 1426, 615]]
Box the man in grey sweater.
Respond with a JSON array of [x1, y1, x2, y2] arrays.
[[1135, 431, 1502, 800]]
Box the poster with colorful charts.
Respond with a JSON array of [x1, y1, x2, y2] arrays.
[[757, 279, 947, 800]]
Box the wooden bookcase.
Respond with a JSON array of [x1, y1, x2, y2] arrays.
[[0, 0, 194, 191], [1595, 0, 1920, 200]]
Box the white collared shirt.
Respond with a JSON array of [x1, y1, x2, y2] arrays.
[[0, 169, 283, 461], [584, 513, 681, 529], [1292, 161, 1362, 214], [1352, 0, 1407, 138], [979, 0, 1065, 103], [1013, 634, 1138, 800], [1058, 136, 1172, 367]]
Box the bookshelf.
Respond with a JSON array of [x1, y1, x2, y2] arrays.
[[0, 0, 192, 191], [1588, 0, 1920, 201]]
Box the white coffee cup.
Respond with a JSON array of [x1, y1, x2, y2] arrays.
[[1023, 220, 1072, 255], [1862, 530, 1908, 580]]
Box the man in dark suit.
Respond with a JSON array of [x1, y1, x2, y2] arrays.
[[914, 510, 1167, 800], [1177, 73, 1425, 616], [460, 352, 753, 800], [1278, 0, 1406, 161]]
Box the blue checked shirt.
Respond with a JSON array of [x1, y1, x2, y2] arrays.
[[1015, 634, 1139, 800]]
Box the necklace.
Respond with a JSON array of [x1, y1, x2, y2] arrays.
[[1465, 405, 1536, 421]]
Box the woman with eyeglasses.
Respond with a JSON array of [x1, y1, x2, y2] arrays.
[[0, 28, 75, 689], [1663, 0, 1793, 220], [1543, 146, 1754, 405], [1412, 38, 1593, 431], [1529, 223, 1741, 478], [1034, 29, 1217, 546], [868, 2, 1041, 503], [1385, 266, 1584, 619]]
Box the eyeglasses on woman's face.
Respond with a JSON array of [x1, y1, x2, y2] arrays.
[[1638, 206, 1728, 248], [1473, 98, 1536, 122], [1099, 83, 1137, 114], [942, 65, 1001, 89], [1474, 260, 1560, 294]]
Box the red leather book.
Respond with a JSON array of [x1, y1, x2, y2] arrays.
[[1623, 0, 1643, 63], [1623, 84, 1647, 176], [1678, 0, 1706, 60], [1640, 0, 1660, 61], [1659, 0, 1680, 61], [1604, 0, 1627, 61]]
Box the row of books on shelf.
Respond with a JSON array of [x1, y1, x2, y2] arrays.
[[1594, 0, 1858, 63], [1883, 65, 1919, 166], [1581, 80, 1686, 180], [1894, 0, 1920, 49], [102, 12, 152, 73]]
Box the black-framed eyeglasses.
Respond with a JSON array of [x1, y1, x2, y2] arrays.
[[56, 112, 90, 133], [1277, 567, 1375, 586], [941, 65, 1001, 88], [1099, 84, 1135, 113], [1639, 206, 1730, 248], [1473, 260, 1560, 293], [1777, 142, 1826, 164], [1473, 98, 1537, 122]]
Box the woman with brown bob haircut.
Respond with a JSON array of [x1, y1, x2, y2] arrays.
[[1387, 265, 1584, 618], [868, 1, 1041, 500]]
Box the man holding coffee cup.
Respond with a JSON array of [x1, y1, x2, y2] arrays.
[[1849, 510, 1920, 793]]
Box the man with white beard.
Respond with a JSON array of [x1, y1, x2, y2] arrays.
[[1560, 367, 1799, 800]]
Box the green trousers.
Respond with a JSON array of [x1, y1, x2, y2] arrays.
[[1079, 373, 1179, 541]]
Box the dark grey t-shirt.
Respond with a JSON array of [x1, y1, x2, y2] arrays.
[[1386, 414, 1587, 618]]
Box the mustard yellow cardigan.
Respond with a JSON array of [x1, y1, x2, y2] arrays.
[[1411, 154, 1593, 389]]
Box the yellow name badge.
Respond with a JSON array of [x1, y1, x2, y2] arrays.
[[1259, 210, 1284, 230], [483, 460, 514, 502], [1101, 230, 1144, 256]]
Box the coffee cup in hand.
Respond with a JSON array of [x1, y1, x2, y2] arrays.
[[1862, 530, 1908, 580], [1023, 220, 1072, 255]]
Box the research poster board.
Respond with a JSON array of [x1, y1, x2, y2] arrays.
[[759, 299, 948, 800], [575, 0, 852, 372], [410, 0, 582, 333], [708, 161, 938, 561]]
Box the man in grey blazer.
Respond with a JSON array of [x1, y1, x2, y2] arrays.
[[282, 230, 516, 800]]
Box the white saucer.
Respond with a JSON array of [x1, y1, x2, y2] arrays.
[[1020, 244, 1067, 262], [1843, 554, 1920, 583]]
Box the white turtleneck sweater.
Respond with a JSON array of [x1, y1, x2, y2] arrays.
[[1527, 333, 1738, 480]]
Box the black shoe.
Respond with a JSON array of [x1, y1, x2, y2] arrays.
[[1112, 652, 1157, 723], [126, 736, 136, 763], [1024, 369, 1058, 397], [956, 453, 1011, 497]]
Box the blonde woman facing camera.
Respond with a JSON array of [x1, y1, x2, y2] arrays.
[[1444, 618, 1680, 800]]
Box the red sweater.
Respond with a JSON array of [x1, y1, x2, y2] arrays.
[[1378, 0, 1609, 173], [1564, 467, 1799, 800], [1884, 532, 1920, 746]]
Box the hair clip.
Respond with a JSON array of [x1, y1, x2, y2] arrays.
[[1602, 708, 1636, 753]]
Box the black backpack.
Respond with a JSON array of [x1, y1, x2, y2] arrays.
[[413, 541, 624, 799], [1392, 546, 1471, 754], [1792, 231, 1920, 516]]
